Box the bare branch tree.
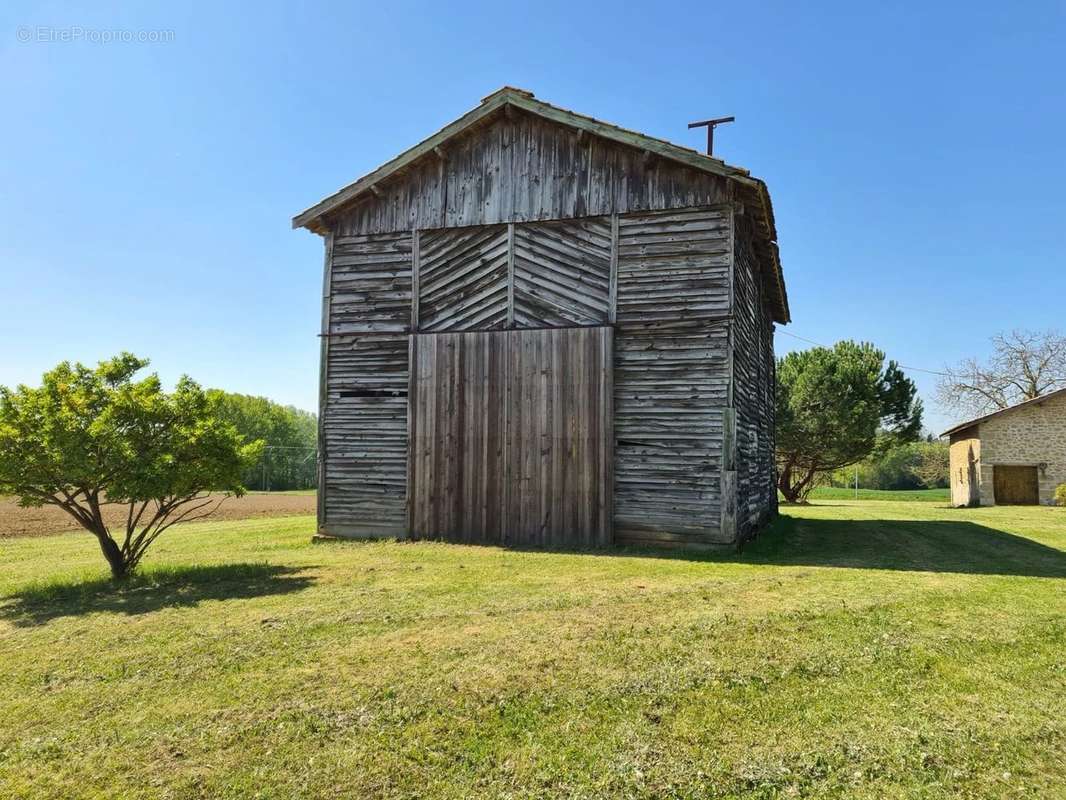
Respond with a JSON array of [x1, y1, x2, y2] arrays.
[[937, 329, 1066, 417]]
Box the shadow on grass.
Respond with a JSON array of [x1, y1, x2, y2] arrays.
[[0, 563, 315, 627], [401, 512, 1065, 578], [730, 514, 1066, 578]]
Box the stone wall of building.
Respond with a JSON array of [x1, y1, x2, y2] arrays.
[[974, 391, 1066, 505], [949, 428, 981, 507]]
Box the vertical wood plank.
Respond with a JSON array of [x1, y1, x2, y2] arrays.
[[410, 228, 420, 332], [506, 222, 516, 328], [502, 329, 514, 545], [602, 326, 614, 545], [551, 329, 564, 545], [538, 329, 551, 543], [405, 334, 418, 537], [317, 231, 334, 531], [425, 336, 439, 536], [608, 214, 619, 325]]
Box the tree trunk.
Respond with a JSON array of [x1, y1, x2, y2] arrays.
[[778, 461, 817, 504], [94, 531, 129, 580], [778, 470, 799, 503]]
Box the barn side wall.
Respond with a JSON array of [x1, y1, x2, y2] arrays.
[[612, 206, 733, 546], [731, 215, 778, 537]]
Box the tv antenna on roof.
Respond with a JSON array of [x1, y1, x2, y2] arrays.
[[687, 116, 735, 156]]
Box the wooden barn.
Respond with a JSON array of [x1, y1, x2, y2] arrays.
[[293, 88, 790, 549]]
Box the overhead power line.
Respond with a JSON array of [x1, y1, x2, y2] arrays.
[[777, 330, 952, 377]]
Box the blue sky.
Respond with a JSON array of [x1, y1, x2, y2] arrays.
[[1, 1, 1063, 434]]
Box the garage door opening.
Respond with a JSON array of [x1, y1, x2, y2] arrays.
[[993, 465, 1039, 505]]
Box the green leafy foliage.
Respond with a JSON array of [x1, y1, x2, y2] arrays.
[[829, 439, 949, 491], [0, 354, 262, 578], [207, 391, 317, 490], [776, 341, 923, 503], [1055, 484, 1066, 507]]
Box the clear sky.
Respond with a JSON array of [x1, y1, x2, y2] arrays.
[[2, 1, 1063, 434]]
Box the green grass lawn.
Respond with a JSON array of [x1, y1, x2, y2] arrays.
[[1, 502, 1063, 799], [807, 487, 951, 502]]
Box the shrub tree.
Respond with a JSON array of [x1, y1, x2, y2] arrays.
[[0, 354, 263, 579]]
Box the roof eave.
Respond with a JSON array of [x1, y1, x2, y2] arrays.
[[939, 387, 1066, 438], [291, 90, 515, 231]]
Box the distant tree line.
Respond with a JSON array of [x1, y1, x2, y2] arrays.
[[207, 391, 317, 491], [825, 436, 949, 491]]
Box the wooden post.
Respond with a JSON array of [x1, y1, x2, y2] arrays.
[[316, 231, 335, 534], [608, 214, 619, 324], [411, 227, 420, 332], [405, 334, 418, 539], [721, 205, 738, 544], [721, 407, 737, 543], [506, 222, 516, 327]]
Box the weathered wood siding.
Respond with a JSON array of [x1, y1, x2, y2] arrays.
[[507, 327, 613, 547], [417, 225, 510, 331], [321, 231, 413, 535], [732, 216, 778, 535], [513, 218, 612, 327], [316, 114, 782, 546], [408, 331, 507, 543], [329, 232, 413, 334], [323, 334, 409, 535], [409, 328, 612, 547], [332, 114, 733, 237], [613, 207, 733, 545]]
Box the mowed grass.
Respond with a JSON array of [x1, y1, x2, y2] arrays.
[[807, 487, 951, 502], [0, 502, 1064, 799]]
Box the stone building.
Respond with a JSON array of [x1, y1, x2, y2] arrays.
[[943, 388, 1066, 507]]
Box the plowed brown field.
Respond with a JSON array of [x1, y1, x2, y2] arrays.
[[0, 493, 315, 538]]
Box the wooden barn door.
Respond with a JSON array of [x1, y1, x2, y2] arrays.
[[993, 465, 1039, 505], [409, 327, 613, 547]]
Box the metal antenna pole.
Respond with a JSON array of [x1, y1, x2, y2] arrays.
[[687, 116, 735, 156]]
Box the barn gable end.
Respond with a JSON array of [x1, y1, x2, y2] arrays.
[[297, 90, 790, 549]]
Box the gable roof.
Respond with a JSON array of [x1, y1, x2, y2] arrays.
[[941, 387, 1066, 438], [292, 87, 789, 323]]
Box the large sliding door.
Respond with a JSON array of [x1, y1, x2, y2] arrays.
[[409, 327, 613, 547]]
